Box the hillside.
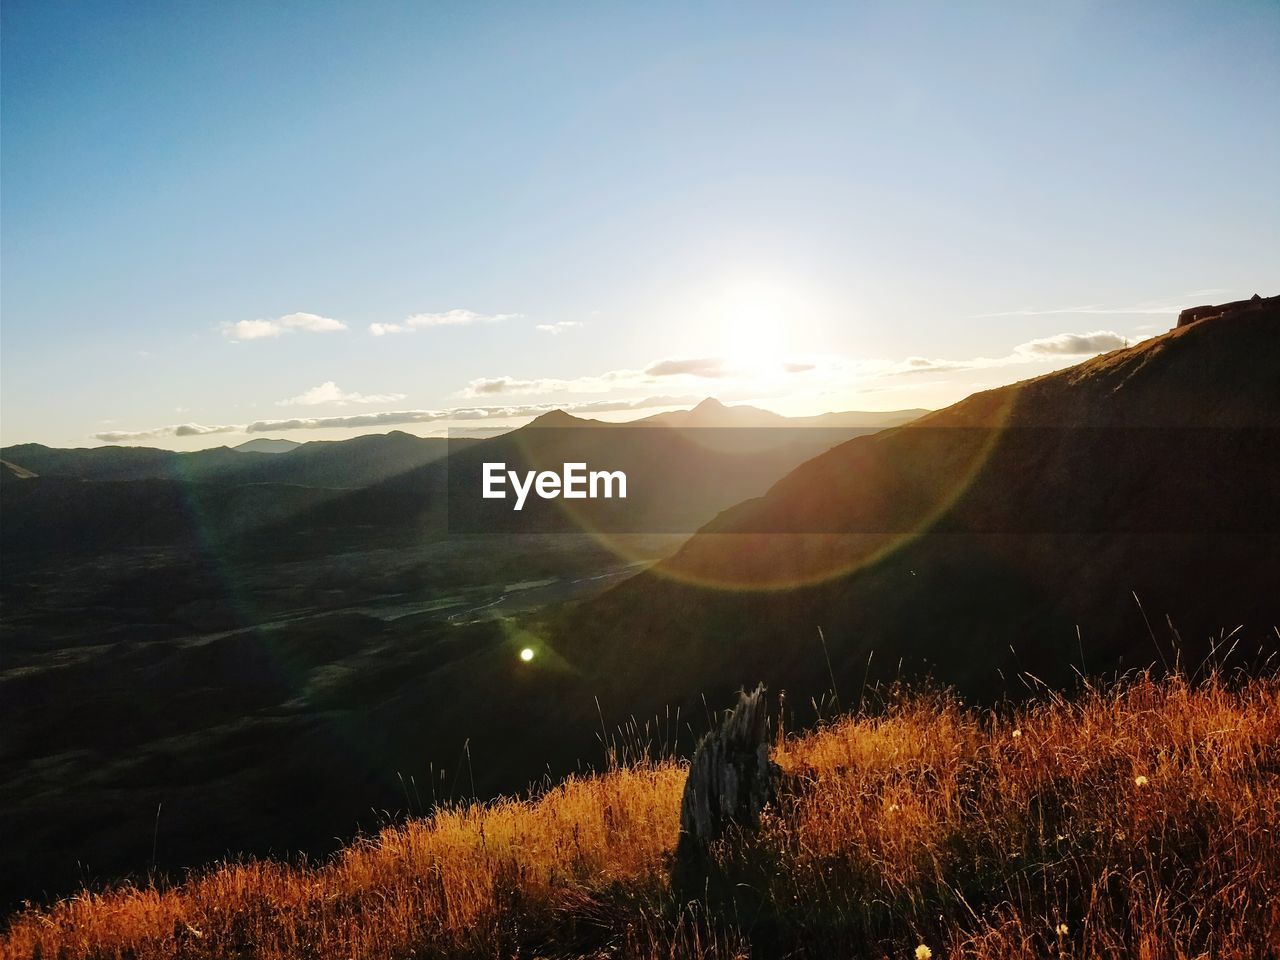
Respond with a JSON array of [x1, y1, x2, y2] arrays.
[[558, 296, 1280, 717], [4, 672, 1277, 959], [0, 430, 452, 489]]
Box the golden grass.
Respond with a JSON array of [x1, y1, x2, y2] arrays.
[[5, 672, 1278, 959]]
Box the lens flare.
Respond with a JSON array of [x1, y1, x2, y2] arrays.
[[527, 386, 1019, 592]]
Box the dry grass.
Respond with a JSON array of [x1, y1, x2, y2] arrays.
[[5, 672, 1279, 959]]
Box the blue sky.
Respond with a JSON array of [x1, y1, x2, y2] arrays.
[[3, 0, 1277, 448]]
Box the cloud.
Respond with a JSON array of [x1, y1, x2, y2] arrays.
[[370, 310, 518, 336], [461, 357, 739, 399], [1014, 330, 1128, 356], [535, 321, 582, 335], [645, 357, 726, 378], [276, 381, 407, 406], [459, 356, 834, 402], [244, 396, 696, 433], [892, 356, 973, 375], [887, 329, 1132, 376], [95, 423, 241, 443], [93, 395, 699, 442], [221, 312, 347, 341], [458, 356, 745, 401], [465, 376, 557, 396], [458, 367, 645, 398], [971, 299, 1185, 319]]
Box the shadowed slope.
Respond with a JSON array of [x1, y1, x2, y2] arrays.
[[558, 297, 1280, 713]]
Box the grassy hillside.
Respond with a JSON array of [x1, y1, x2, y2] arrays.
[[5, 670, 1277, 959]]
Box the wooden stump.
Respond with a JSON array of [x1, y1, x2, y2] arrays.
[[679, 683, 779, 845], [674, 683, 781, 909]]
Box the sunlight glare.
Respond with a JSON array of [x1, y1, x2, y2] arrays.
[[706, 275, 822, 373]]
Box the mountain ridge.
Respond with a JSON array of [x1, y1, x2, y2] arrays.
[[0, 404, 925, 482]]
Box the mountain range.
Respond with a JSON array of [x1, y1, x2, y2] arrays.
[[0, 400, 925, 485], [0, 403, 924, 554]]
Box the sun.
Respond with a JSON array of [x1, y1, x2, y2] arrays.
[[704, 276, 821, 370]]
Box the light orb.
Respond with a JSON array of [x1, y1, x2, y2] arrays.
[[519, 647, 535, 662]]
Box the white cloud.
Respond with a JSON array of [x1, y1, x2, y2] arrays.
[[95, 423, 241, 443], [887, 329, 1132, 375], [891, 356, 972, 374], [370, 309, 518, 336], [645, 357, 726, 378], [244, 396, 696, 433], [465, 376, 562, 396], [535, 321, 582, 335], [276, 381, 407, 407], [222, 312, 347, 341], [461, 356, 737, 396], [1014, 330, 1129, 356], [225, 319, 280, 341], [456, 353, 880, 401], [458, 367, 645, 398]]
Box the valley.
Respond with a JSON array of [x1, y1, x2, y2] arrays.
[[0, 402, 910, 909]]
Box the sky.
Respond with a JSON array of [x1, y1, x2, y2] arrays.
[[2, 0, 1278, 449]]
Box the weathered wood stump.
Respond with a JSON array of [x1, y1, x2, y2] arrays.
[[679, 683, 779, 844], [673, 684, 781, 907]]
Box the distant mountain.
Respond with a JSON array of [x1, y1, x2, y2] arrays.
[[229, 431, 455, 489], [0, 431, 451, 489], [558, 295, 1280, 712], [0, 405, 916, 488], [307, 405, 918, 539], [0, 431, 462, 555], [0, 443, 260, 483], [1, 410, 889, 553], [235, 438, 301, 454], [637, 397, 927, 429], [0, 404, 928, 554]]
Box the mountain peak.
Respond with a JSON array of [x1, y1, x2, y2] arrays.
[[692, 397, 727, 411], [527, 409, 582, 428], [235, 438, 300, 455]]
